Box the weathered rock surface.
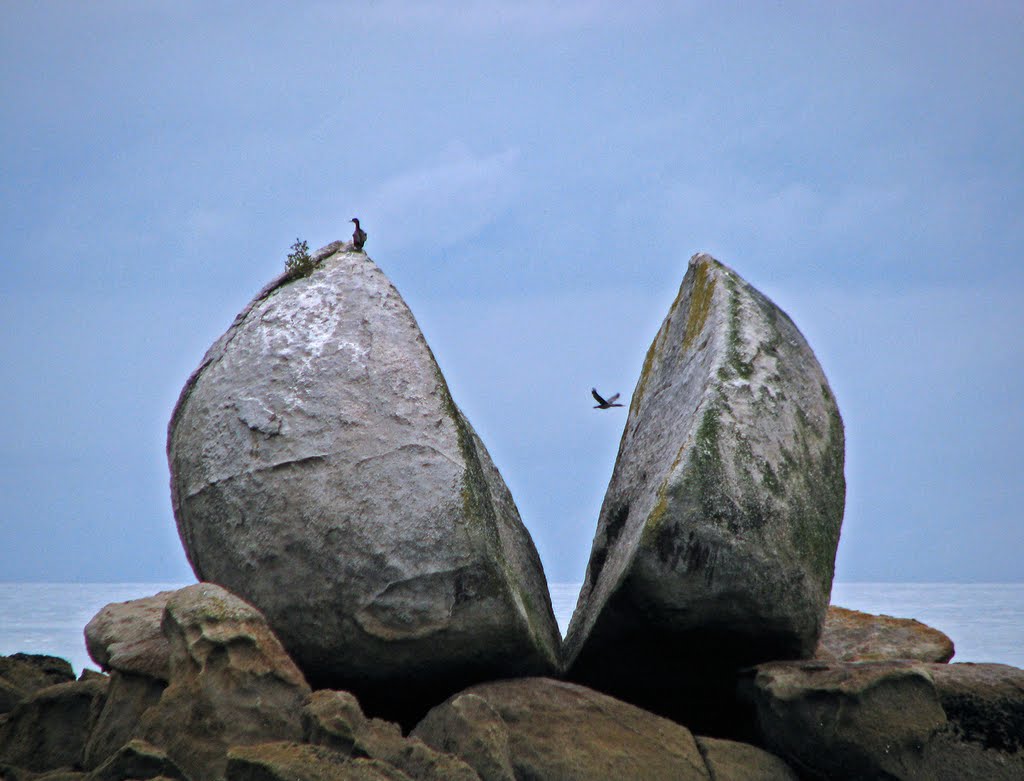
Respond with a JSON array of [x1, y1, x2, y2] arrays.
[[743, 659, 1024, 780], [694, 736, 798, 781], [168, 244, 560, 720], [564, 253, 845, 729], [815, 605, 955, 663], [303, 690, 479, 780], [0, 653, 76, 715], [85, 591, 176, 681], [89, 738, 185, 781], [139, 583, 312, 781], [226, 742, 413, 780], [0, 677, 108, 772], [412, 677, 712, 780], [83, 671, 167, 770]]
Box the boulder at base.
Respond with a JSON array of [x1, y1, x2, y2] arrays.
[[168, 245, 560, 721], [564, 253, 845, 731], [742, 660, 1024, 780], [815, 605, 955, 663], [139, 583, 312, 781], [84, 590, 176, 681], [0, 654, 76, 715], [0, 676, 108, 773], [412, 677, 714, 781]]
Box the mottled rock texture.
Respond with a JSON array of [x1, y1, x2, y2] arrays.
[[694, 736, 798, 781], [816, 605, 955, 663], [89, 738, 185, 781], [85, 590, 176, 681], [168, 245, 559, 720], [0, 677, 108, 772], [225, 742, 412, 781], [743, 660, 1024, 780], [0, 653, 75, 715], [564, 253, 844, 730], [412, 677, 712, 781], [303, 690, 479, 781], [139, 583, 311, 781], [82, 670, 166, 770]]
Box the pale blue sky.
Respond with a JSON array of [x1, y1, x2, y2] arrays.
[[2, 2, 1021, 583]]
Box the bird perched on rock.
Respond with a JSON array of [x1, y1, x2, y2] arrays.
[[592, 389, 623, 409], [351, 217, 367, 251]]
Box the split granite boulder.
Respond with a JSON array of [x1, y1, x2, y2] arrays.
[[742, 659, 1024, 780], [168, 244, 560, 720], [564, 253, 845, 730]]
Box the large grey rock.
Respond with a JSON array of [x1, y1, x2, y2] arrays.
[[743, 660, 1024, 780], [84, 591, 175, 681], [412, 677, 711, 781], [139, 583, 312, 781], [168, 245, 560, 720], [564, 253, 845, 730], [815, 605, 955, 663]]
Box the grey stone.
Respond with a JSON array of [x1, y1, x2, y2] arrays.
[[743, 659, 1024, 780], [84, 591, 175, 681], [139, 583, 311, 781], [0, 677, 108, 772], [167, 245, 560, 721], [564, 253, 845, 730], [412, 677, 711, 781], [815, 605, 955, 663]]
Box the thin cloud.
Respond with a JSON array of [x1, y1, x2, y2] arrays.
[[359, 145, 521, 253]]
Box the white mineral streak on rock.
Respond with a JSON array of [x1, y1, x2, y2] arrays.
[[167, 245, 559, 720]]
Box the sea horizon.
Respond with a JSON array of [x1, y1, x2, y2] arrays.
[[2, 581, 1022, 676]]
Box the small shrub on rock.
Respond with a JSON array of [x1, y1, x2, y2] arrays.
[[284, 239, 314, 278]]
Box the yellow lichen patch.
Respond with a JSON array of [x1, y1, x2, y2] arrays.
[[682, 259, 717, 351], [642, 442, 688, 539]]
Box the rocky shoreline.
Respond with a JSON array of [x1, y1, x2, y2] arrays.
[[3, 247, 1020, 780]]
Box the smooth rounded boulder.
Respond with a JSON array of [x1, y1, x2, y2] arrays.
[[564, 253, 845, 730], [168, 244, 560, 719]]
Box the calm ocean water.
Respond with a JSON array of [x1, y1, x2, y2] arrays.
[[1, 582, 1021, 675]]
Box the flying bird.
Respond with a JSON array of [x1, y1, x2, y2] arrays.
[[351, 217, 367, 251], [592, 388, 623, 409]]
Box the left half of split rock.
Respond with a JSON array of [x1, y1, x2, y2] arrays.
[[167, 244, 561, 722]]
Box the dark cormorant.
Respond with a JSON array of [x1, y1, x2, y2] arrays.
[[351, 218, 367, 251], [592, 388, 623, 409]]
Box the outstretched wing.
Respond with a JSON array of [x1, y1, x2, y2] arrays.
[[605, 393, 620, 404], [591, 388, 607, 405]]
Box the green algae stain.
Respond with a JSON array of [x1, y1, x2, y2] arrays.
[[724, 276, 754, 380], [682, 259, 717, 352]]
